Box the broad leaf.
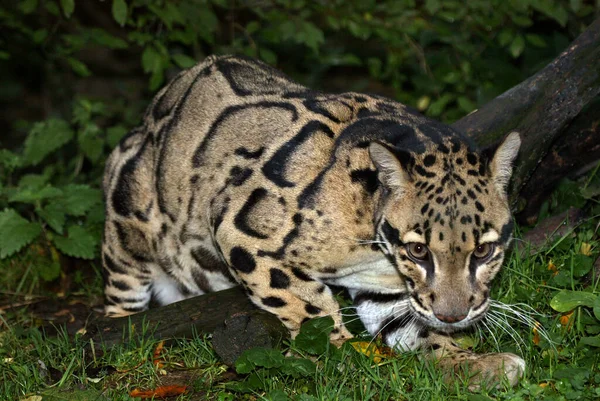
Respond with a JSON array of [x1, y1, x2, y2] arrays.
[[52, 225, 97, 259], [23, 119, 74, 166], [294, 316, 333, 355], [0, 208, 42, 258], [78, 123, 104, 162], [112, 0, 128, 26], [61, 184, 102, 216], [550, 290, 597, 312], [37, 202, 66, 233], [9, 186, 63, 204], [235, 347, 284, 374], [60, 0, 74, 18]]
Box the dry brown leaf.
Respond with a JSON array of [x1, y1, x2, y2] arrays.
[[129, 385, 188, 399]]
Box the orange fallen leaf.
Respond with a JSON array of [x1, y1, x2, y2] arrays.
[[547, 260, 558, 276], [560, 311, 574, 329], [129, 385, 188, 399], [539, 382, 549, 388], [153, 340, 165, 368], [351, 341, 395, 363], [532, 323, 541, 345]]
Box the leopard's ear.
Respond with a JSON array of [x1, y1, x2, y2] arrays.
[[369, 142, 411, 193], [488, 132, 521, 193]]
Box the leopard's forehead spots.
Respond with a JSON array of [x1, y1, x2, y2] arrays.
[[400, 139, 511, 251]]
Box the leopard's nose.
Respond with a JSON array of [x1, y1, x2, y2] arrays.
[[434, 312, 468, 323]]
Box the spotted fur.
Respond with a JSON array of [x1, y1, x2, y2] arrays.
[[103, 55, 524, 387]]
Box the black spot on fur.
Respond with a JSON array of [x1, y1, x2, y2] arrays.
[[475, 201, 485, 212], [423, 155, 436, 167], [381, 220, 402, 247], [229, 247, 256, 273], [263, 120, 335, 188], [262, 296, 287, 307], [229, 166, 253, 186], [234, 188, 270, 239], [291, 267, 313, 281], [467, 153, 477, 165], [111, 280, 131, 291], [305, 304, 321, 315], [269, 268, 291, 289], [351, 169, 379, 195], [234, 146, 265, 159]]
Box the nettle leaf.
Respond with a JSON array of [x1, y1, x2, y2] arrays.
[[0, 208, 42, 258], [37, 202, 66, 233], [78, 123, 105, 162], [0, 149, 22, 171], [550, 290, 597, 312], [594, 296, 600, 321], [9, 186, 63, 204], [52, 225, 97, 259], [106, 125, 128, 148], [112, 0, 128, 26], [23, 119, 75, 166], [235, 347, 284, 374], [294, 316, 334, 355], [59, 185, 102, 217]]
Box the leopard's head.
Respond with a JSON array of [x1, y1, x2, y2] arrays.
[[369, 132, 521, 332]]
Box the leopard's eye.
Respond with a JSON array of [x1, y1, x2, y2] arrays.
[[473, 243, 495, 260], [407, 243, 429, 261]]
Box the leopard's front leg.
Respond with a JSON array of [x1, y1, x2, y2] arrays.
[[424, 332, 525, 390], [223, 244, 352, 346], [353, 290, 525, 389]]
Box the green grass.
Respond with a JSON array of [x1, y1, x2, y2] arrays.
[[1, 182, 600, 400]]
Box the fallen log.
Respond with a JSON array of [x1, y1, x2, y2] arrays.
[[86, 18, 600, 359]]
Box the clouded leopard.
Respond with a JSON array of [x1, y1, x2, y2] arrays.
[[102, 55, 524, 387]]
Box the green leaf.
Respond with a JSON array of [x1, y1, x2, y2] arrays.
[[0, 208, 42, 258], [294, 316, 333, 355], [0, 149, 22, 171], [579, 336, 600, 347], [498, 29, 514, 47], [525, 34, 547, 48], [572, 254, 593, 277], [67, 57, 91, 77], [425, 0, 441, 15], [23, 119, 74, 166], [509, 35, 525, 58], [457, 96, 476, 113], [112, 0, 128, 26], [550, 291, 597, 312], [235, 347, 284, 374], [89, 28, 128, 49], [171, 53, 197, 69], [594, 296, 600, 321], [142, 45, 162, 73], [61, 184, 102, 217], [78, 123, 104, 162], [19, 0, 38, 14], [37, 259, 61, 282], [266, 389, 288, 401], [60, 0, 74, 18], [9, 186, 63, 204], [52, 225, 97, 259], [37, 202, 66, 233], [107, 125, 128, 148], [280, 357, 316, 378], [428, 94, 454, 116]]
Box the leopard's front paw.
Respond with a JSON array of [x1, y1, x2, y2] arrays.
[[439, 352, 525, 390]]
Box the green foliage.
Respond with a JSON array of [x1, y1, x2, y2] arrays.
[[0, 98, 127, 281]]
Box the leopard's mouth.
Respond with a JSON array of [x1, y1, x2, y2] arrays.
[[407, 295, 490, 332]]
